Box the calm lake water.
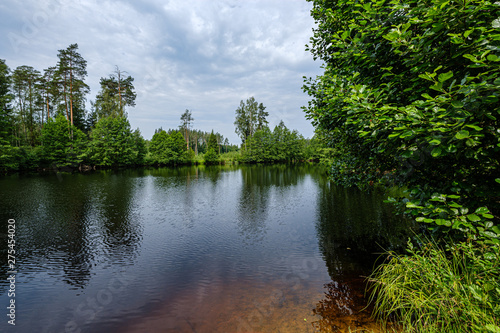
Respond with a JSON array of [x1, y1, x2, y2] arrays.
[[0, 164, 410, 332]]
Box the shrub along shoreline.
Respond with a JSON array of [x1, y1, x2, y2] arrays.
[[304, 0, 500, 331]]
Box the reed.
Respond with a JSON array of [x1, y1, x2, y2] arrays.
[[368, 238, 500, 332]]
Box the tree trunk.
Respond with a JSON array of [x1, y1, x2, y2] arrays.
[[46, 92, 50, 122], [63, 73, 69, 122]]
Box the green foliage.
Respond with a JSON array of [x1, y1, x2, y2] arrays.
[[304, 0, 500, 329], [241, 122, 305, 163], [149, 129, 191, 165], [220, 151, 241, 164], [370, 238, 500, 332], [41, 114, 88, 168], [242, 127, 274, 163], [204, 131, 220, 164], [94, 67, 136, 119], [131, 128, 147, 165], [303, 0, 500, 234], [89, 116, 137, 167], [234, 97, 268, 144], [12, 65, 42, 146], [0, 59, 15, 172]]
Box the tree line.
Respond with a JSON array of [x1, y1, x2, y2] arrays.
[[0, 43, 144, 171], [234, 96, 328, 163], [0, 45, 327, 172]]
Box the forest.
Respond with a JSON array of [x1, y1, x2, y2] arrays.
[[0, 44, 327, 173], [303, 0, 500, 332]]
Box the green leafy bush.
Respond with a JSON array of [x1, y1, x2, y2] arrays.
[[304, 0, 500, 330], [41, 114, 88, 168]]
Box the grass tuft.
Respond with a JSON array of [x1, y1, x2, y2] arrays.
[[368, 237, 500, 332]]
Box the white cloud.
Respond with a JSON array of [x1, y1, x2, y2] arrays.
[[0, 0, 322, 143]]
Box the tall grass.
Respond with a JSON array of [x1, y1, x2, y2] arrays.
[[368, 238, 500, 333]]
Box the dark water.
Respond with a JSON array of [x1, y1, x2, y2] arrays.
[[0, 164, 410, 332]]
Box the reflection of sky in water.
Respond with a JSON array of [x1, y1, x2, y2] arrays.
[[0, 165, 411, 332]]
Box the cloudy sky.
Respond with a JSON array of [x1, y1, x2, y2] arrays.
[[0, 0, 322, 143]]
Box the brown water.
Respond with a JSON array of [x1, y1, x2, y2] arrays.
[[0, 164, 410, 332]]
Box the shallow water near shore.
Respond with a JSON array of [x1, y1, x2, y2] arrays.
[[0, 164, 409, 332]]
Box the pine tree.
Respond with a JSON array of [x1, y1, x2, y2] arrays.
[[180, 109, 194, 150], [56, 43, 89, 129], [94, 66, 136, 119]]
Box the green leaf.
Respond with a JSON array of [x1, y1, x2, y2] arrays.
[[482, 213, 494, 219], [455, 130, 470, 140], [435, 218, 446, 225], [475, 207, 489, 214], [429, 139, 441, 145], [465, 124, 483, 131], [406, 202, 423, 209], [451, 101, 463, 108], [431, 147, 442, 157], [463, 54, 479, 62], [438, 71, 453, 83], [401, 130, 414, 138], [358, 131, 370, 137], [467, 214, 481, 222], [463, 29, 474, 38], [466, 138, 475, 147], [495, 178, 500, 184], [487, 54, 500, 62], [430, 82, 443, 92], [419, 73, 435, 81], [383, 31, 399, 41], [493, 18, 500, 29], [446, 144, 457, 153]]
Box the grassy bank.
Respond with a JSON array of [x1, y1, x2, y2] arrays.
[[369, 238, 500, 333]]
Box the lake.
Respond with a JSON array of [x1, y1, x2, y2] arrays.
[[0, 164, 410, 332]]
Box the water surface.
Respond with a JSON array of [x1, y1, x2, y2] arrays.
[[0, 165, 409, 332]]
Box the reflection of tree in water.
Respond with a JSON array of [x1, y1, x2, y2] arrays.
[[62, 198, 93, 288], [97, 170, 142, 267], [312, 276, 376, 332], [53, 170, 143, 288], [0, 171, 144, 289], [0, 174, 96, 289], [237, 164, 312, 242], [201, 165, 222, 184], [310, 173, 413, 331], [238, 166, 270, 243], [314, 178, 414, 276]]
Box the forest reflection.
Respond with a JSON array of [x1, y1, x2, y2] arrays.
[[311, 174, 413, 332], [0, 165, 413, 332]]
